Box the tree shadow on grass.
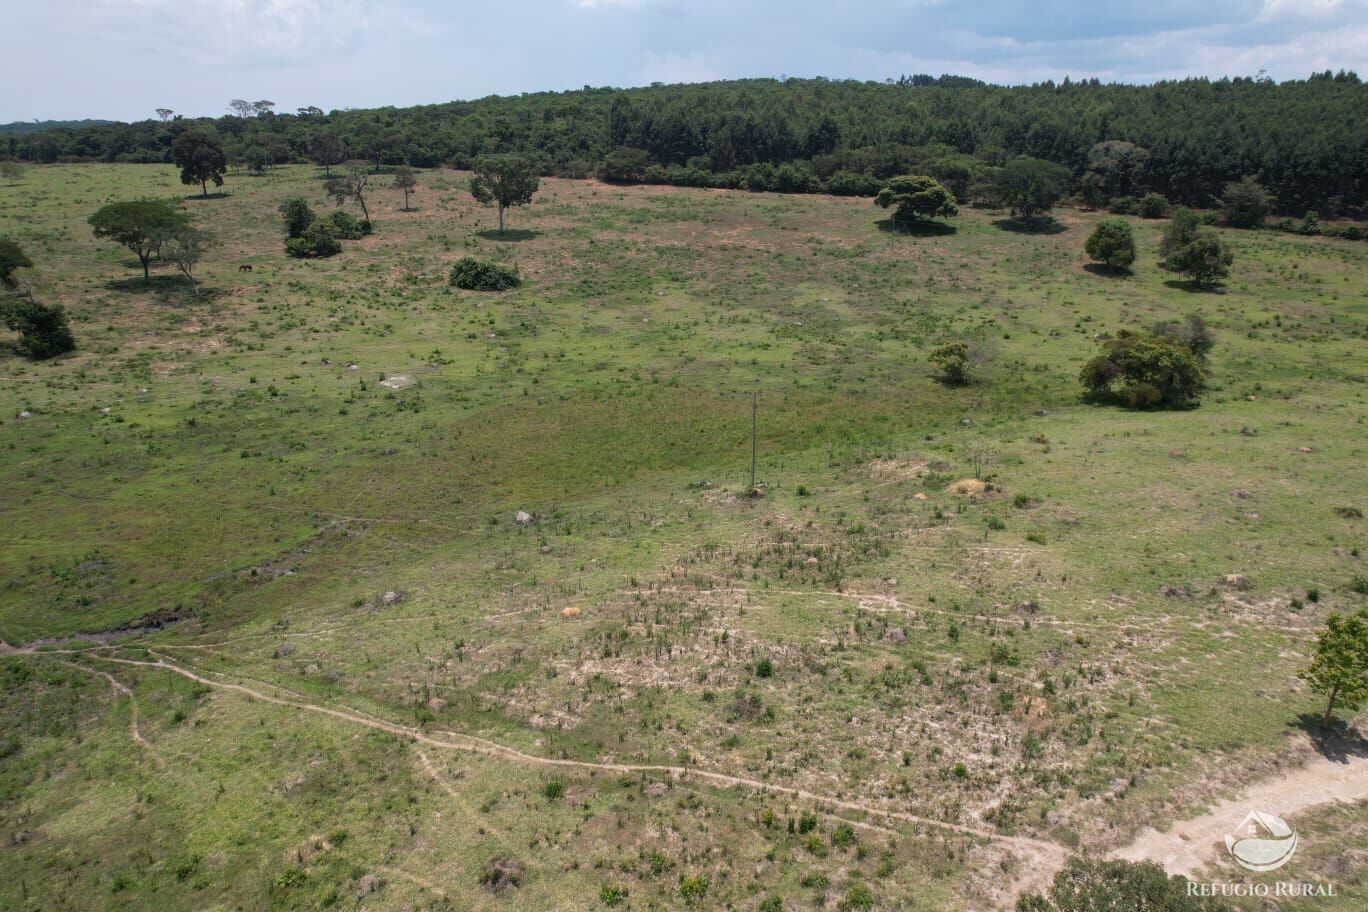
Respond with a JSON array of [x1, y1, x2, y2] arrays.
[[1083, 263, 1133, 278], [104, 275, 222, 303], [183, 191, 230, 201], [875, 218, 957, 237], [476, 228, 540, 242], [1162, 279, 1226, 294], [1290, 712, 1368, 763], [993, 216, 1066, 235]]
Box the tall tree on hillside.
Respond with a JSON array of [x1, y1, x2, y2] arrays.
[[325, 162, 372, 222], [0, 238, 33, 286], [251, 100, 276, 117], [309, 133, 347, 176], [297, 106, 324, 117], [392, 165, 417, 210], [1300, 610, 1368, 728], [162, 223, 216, 298], [0, 161, 23, 185], [1086, 141, 1149, 200], [469, 154, 540, 235], [156, 108, 175, 122], [995, 157, 1071, 222], [1221, 176, 1275, 228], [88, 200, 188, 283], [229, 99, 255, 118], [171, 130, 228, 198]]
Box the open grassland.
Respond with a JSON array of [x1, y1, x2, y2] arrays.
[[1, 164, 1365, 911]]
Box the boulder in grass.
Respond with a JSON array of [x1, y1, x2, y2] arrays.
[[1223, 573, 1251, 591], [514, 511, 534, 525], [380, 590, 403, 607]]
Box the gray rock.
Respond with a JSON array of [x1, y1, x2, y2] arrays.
[[884, 627, 907, 645], [274, 642, 295, 658], [380, 591, 403, 607], [514, 511, 534, 525]]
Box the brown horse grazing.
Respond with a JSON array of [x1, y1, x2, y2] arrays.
[[239, 264, 253, 272]]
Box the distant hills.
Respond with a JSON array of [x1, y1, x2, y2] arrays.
[[0, 119, 116, 135]]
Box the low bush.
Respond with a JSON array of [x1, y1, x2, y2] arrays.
[[449, 257, 520, 291]]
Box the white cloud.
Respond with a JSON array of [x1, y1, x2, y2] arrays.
[[1260, 0, 1346, 18]]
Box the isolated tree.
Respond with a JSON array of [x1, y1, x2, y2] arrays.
[[0, 238, 33, 286], [1086, 140, 1149, 199], [251, 100, 276, 116], [1084, 219, 1136, 270], [171, 130, 227, 198], [156, 108, 174, 122], [1017, 857, 1229, 912], [308, 133, 347, 176], [600, 147, 651, 182], [1164, 231, 1233, 286], [1077, 171, 1104, 210], [930, 340, 971, 385], [245, 146, 269, 175], [1138, 192, 1169, 218], [162, 223, 216, 298], [964, 440, 999, 480], [1159, 207, 1202, 259], [995, 157, 1070, 222], [393, 165, 417, 210], [469, 154, 540, 235], [0, 161, 23, 184], [229, 99, 255, 118], [297, 106, 324, 117], [88, 200, 187, 283], [325, 162, 371, 222], [1300, 610, 1368, 728], [278, 197, 316, 239], [1080, 331, 1205, 408], [1221, 176, 1274, 228], [1, 297, 75, 359], [875, 174, 958, 224]]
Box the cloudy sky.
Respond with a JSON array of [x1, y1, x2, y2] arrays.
[[4, 0, 1366, 122]]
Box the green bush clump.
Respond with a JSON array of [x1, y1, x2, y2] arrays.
[[325, 209, 371, 239], [449, 257, 520, 291], [2, 297, 76, 359], [284, 219, 341, 259], [1080, 329, 1207, 409]]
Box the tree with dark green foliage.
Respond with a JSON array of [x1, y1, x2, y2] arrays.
[[325, 209, 370, 239], [449, 258, 519, 291], [161, 223, 216, 298], [1300, 609, 1368, 727], [89, 200, 188, 282], [279, 197, 315, 239], [1164, 231, 1233, 286], [1, 297, 75, 359], [1151, 314, 1215, 362], [1016, 857, 1232, 912], [874, 174, 958, 224], [601, 147, 652, 182], [0, 161, 23, 185], [995, 157, 1070, 222], [1221, 176, 1275, 228], [308, 133, 347, 176], [1083, 220, 1136, 270], [1087, 140, 1149, 200], [284, 219, 341, 259], [470, 154, 540, 235], [1159, 207, 1202, 258], [1080, 330, 1206, 408], [0, 238, 33, 285], [1138, 192, 1169, 218], [171, 129, 227, 198], [930, 340, 971, 385]]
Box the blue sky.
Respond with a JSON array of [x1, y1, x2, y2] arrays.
[[4, 0, 1366, 121]]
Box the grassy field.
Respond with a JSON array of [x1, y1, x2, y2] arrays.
[[1, 163, 1364, 911]]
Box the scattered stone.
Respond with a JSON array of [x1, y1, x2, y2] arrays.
[[805, 556, 819, 565], [380, 591, 403, 607], [1298, 446, 1313, 453], [960, 418, 973, 426], [321, 358, 332, 365], [426, 698, 448, 713], [378, 374, 414, 390], [356, 873, 381, 896], [304, 663, 319, 675], [1015, 599, 1040, 614], [1233, 489, 1254, 499], [514, 510, 534, 525], [346, 363, 359, 371], [1168, 450, 1186, 460], [1158, 583, 1191, 599], [946, 478, 987, 496], [1223, 574, 1252, 591], [17, 411, 31, 419], [560, 606, 582, 619], [101, 407, 111, 414], [645, 781, 670, 798], [539, 544, 552, 554], [883, 626, 908, 645], [912, 492, 928, 501], [274, 643, 295, 658], [1034, 409, 1049, 417], [1239, 426, 1257, 436]]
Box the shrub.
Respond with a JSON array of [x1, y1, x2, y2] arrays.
[[449, 257, 520, 291], [284, 219, 341, 258], [542, 780, 564, 800], [1084, 219, 1136, 270], [1, 298, 76, 359], [325, 209, 371, 239], [930, 340, 971, 385], [831, 823, 857, 849], [755, 657, 774, 678], [824, 170, 882, 197], [600, 884, 629, 907], [1151, 314, 1215, 362], [758, 894, 785, 912], [278, 197, 315, 239], [1221, 176, 1274, 228], [0, 238, 33, 284], [1017, 857, 1231, 912], [840, 884, 875, 911], [679, 874, 709, 901], [1107, 196, 1139, 215], [1138, 192, 1170, 218], [1080, 330, 1206, 408]]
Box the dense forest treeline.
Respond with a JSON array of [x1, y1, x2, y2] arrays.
[[4, 73, 1365, 216]]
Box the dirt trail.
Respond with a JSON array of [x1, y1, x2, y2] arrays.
[[55, 659, 163, 766], [91, 653, 1062, 865], [1113, 749, 1368, 877]]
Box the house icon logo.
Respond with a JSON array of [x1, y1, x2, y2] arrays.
[[1225, 810, 1298, 872]]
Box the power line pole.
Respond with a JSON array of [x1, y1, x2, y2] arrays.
[[750, 390, 757, 492]]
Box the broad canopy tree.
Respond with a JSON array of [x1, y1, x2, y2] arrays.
[[995, 157, 1070, 222], [325, 162, 372, 222], [469, 154, 540, 235], [171, 130, 227, 198], [88, 200, 188, 283], [874, 174, 958, 225], [1300, 610, 1368, 727], [1084, 219, 1136, 270], [0, 238, 33, 285]]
